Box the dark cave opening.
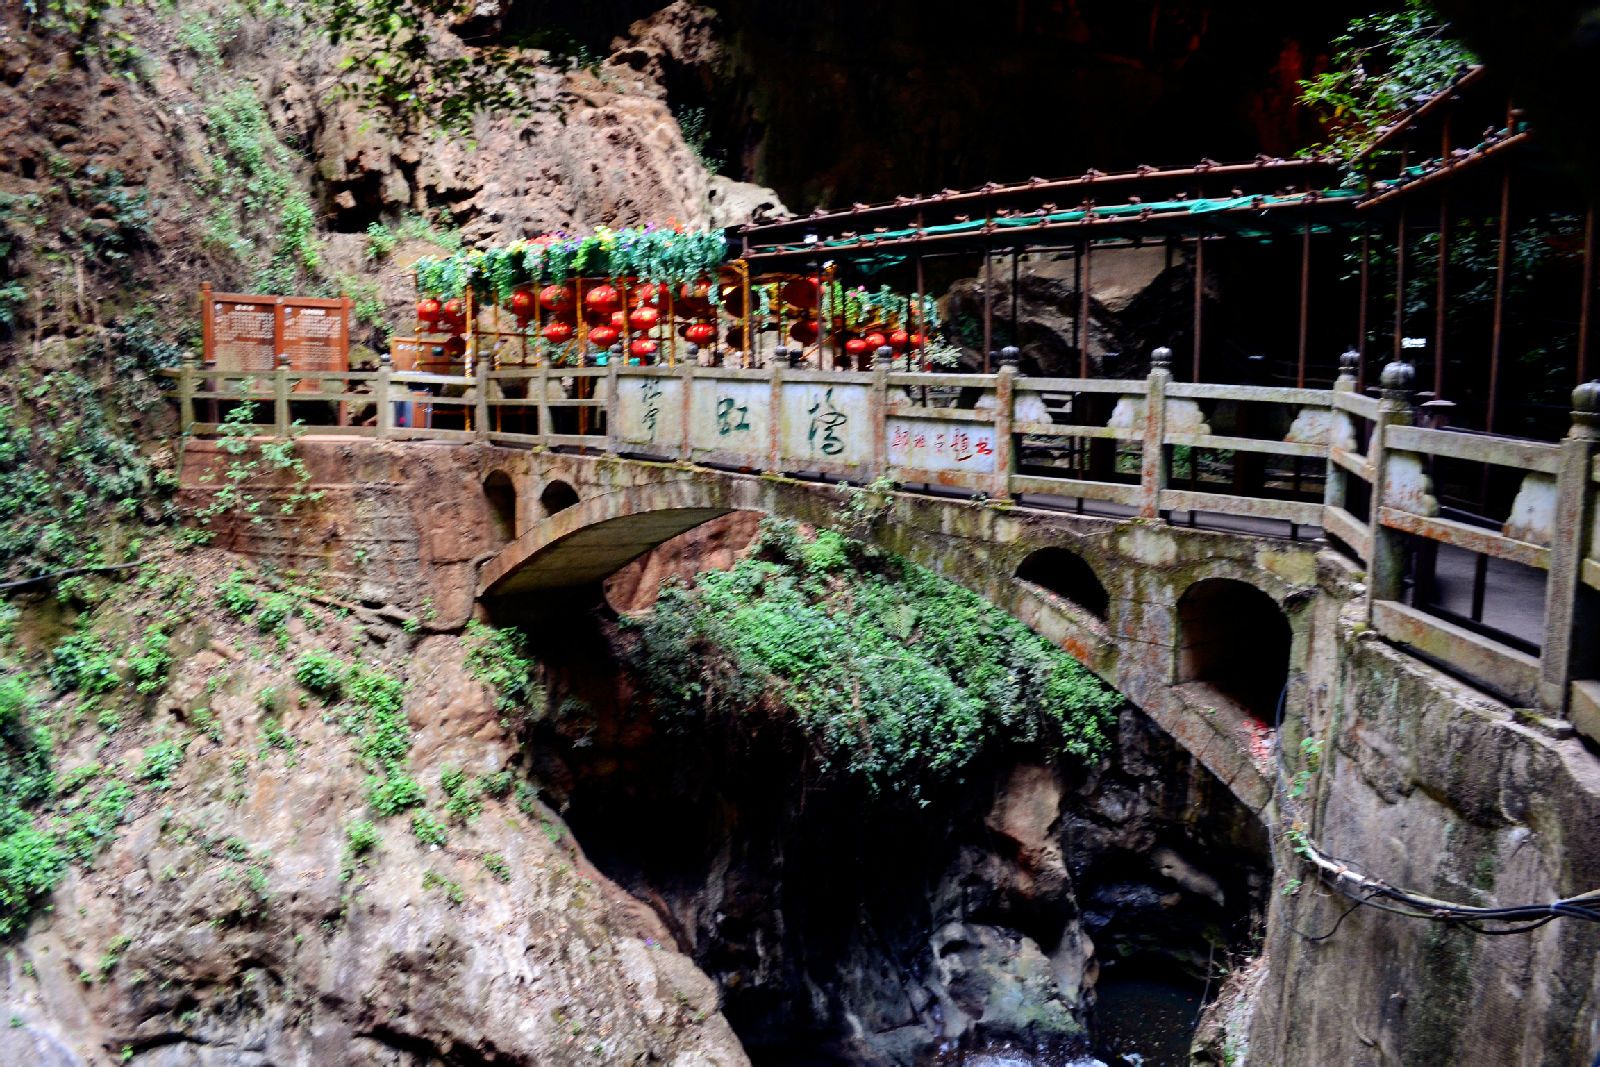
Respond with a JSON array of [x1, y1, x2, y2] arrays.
[[516, 601, 1270, 1066]]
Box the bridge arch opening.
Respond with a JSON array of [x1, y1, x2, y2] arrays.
[[483, 470, 517, 546], [1015, 547, 1110, 621], [1176, 578, 1290, 721], [539, 479, 580, 518]]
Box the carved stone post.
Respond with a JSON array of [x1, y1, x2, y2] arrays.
[[375, 350, 394, 440], [768, 351, 785, 472], [1365, 360, 1416, 618], [178, 350, 199, 435], [474, 356, 490, 442], [604, 345, 621, 453], [1324, 348, 1360, 513], [677, 358, 695, 462], [994, 346, 1020, 500], [1138, 346, 1172, 519], [273, 352, 291, 439], [1539, 380, 1600, 718], [870, 352, 890, 482]]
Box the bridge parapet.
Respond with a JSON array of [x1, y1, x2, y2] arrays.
[[166, 354, 1600, 734]]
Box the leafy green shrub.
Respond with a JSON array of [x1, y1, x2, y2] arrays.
[[129, 628, 174, 695], [410, 811, 447, 848], [363, 222, 397, 260], [137, 741, 185, 790], [0, 676, 28, 728], [0, 827, 64, 935], [57, 781, 131, 863], [254, 592, 296, 633], [49, 630, 119, 695], [440, 765, 481, 823], [345, 819, 379, 856], [294, 651, 343, 697], [219, 571, 259, 618], [366, 773, 423, 816], [463, 621, 544, 716], [482, 852, 510, 883], [625, 520, 1122, 797]]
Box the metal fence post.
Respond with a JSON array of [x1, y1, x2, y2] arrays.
[[1538, 380, 1600, 714], [994, 346, 1020, 500], [1365, 361, 1416, 619], [1138, 346, 1172, 518], [273, 353, 291, 439], [375, 351, 394, 440]]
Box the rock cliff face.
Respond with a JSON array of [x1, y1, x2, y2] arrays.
[[0, 550, 749, 1066]]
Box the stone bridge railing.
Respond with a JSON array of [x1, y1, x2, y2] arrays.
[[165, 352, 1600, 738]]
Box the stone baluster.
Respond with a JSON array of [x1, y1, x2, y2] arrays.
[[273, 352, 291, 439], [1138, 346, 1172, 519], [1539, 380, 1600, 720], [604, 345, 622, 454], [178, 350, 199, 435], [1364, 360, 1416, 618], [375, 350, 394, 440], [870, 349, 891, 481], [1324, 348, 1360, 515], [768, 349, 786, 472], [995, 346, 1020, 500], [475, 355, 490, 442]]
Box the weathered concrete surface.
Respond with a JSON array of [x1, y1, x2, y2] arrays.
[[1199, 574, 1600, 1067]]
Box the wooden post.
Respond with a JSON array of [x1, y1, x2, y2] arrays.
[[1538, 380, 1600, 715], [375, 351, 394, 440], [1365, 360, 1417, 621], [1138, 346, 1172, 519]]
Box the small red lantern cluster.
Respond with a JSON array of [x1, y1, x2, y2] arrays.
[[684, 322, 717, 345]]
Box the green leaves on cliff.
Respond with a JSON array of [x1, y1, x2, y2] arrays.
[[1298, 1, 1476, 165], [624, 520, 1121, 797], [0, 670, 64, 936]]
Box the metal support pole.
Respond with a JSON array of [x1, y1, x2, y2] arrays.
[[1435, 195, 1449, 398], [1079, 242, 1092, 377], [1192, 235, 1204, 382], [1393, 210, 1407, 365], [1579, 205, 1595, 385], [1010, 247, 1020, 350], [1297, 218, 1311, 387], [982, 248, 994, 373], [1488, 171, 1511, 432], [1357, 228, 1370, 392]]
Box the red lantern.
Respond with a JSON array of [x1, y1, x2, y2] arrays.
[[889, 329, 910, 350], [677, 279, 713, 316], [781, 278, 819, 309], [632, 282, 667, 307], [611, 310, 627, 328], [684, 322, 717, 345], [508, 289, 535, 320], [844, 338, 870, 356], [908, 332, 925, 348], [441, 298, 466, 334], [864, 332, 887, 350], [416, 298, 441, 326], [542, 321, 574, 344], [789, 319, 819, 344], [630, 338, 658, 358], [629, 306, 660, 332], [589, 325, 620, 347], [538, 285, 573, 313], [584, 284, 621, 314]]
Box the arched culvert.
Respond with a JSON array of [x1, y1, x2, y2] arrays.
[[484, 470, 517, 546], [1015, 547, 1110, 621], [539, 480, 580, 518], [1175, 578, 1290, 721]]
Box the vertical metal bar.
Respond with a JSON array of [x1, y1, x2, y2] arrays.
[[1580, 204, 1595, 385], [915, 254, 927, 371], [1357, 228, 1371, 392], [1079, 241, 1092, 377], [1191, 234, 1204, 382], [1435, 194, 1449, 398], [1488, 171, 1511, 433], [1297, 217, 1310, 387], [1393, 209, 1407, 365], [1075, 241, 1086, 377], [983, 247, 994, 372], [1011, 247, 1021, 349]]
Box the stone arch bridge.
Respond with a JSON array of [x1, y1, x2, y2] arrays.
[[475, 449, 1331, 812]]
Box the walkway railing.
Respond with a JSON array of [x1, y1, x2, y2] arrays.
[[165, 351, 1600, 736]]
